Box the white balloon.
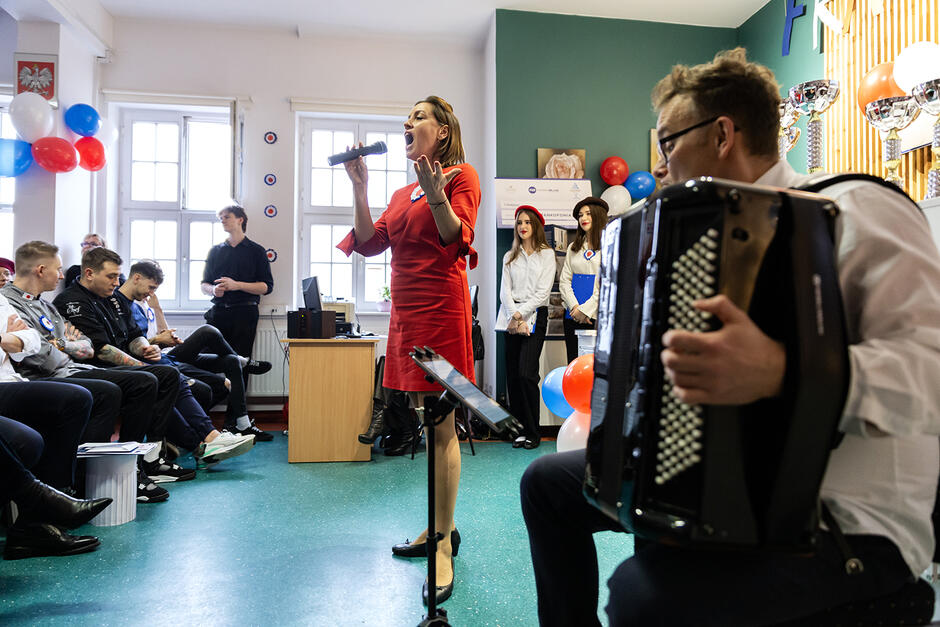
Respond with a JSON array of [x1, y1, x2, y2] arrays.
[[894, 41, 940, 93], [556, 410, 591, 452], [9, 91, 54, 143], [600, 185, 632, 217], [96, 117, 119, 149]]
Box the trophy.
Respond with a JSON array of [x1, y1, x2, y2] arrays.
[[912, 78, 940, 198], [778, 98, 802, 158], [864, 96, 921, 187], [789, 80, 841, 173]]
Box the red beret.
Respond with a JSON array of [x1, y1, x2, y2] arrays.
[[515, 205, 545, 226], [0, 258, 13, 274]]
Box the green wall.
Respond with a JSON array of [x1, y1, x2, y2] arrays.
[[492, 4, 824, 401]]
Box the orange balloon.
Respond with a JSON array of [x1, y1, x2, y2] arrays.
[[856, 62, 905, 113], [562, 354, 594, 413]]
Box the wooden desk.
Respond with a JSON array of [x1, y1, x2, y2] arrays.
[[281, 338, 380, 462]]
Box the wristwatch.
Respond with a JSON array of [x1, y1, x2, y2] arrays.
[[53, 337, 66, 352]]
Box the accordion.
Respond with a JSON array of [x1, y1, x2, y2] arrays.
[[583, 177, 849, 552]]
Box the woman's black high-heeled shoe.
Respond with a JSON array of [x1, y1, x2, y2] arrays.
[[422, 556, 455, 606], [392, 528, 461, 558]]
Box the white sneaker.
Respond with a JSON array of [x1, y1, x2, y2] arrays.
[[195, 432, 255, 466]]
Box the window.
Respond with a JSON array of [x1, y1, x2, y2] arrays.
[[119, 105, 233, 309], [299, 116, 409, 309], [0, 107, 15, 259]]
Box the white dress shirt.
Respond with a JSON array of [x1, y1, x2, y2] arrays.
[[497, 246, 556, 330], [559, 243, 602, 319], [756, 159, 940, 575], [0, 292, 42, 382]]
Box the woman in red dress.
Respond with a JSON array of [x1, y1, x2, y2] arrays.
[[337, 96, 479, 605]]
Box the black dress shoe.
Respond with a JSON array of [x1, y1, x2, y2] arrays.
[[14, 479, 112, 530], [422, 557, 455, 606], [512, 436, 526, 449], [392, 528, 460, 557], [3, 522, 101, 560], [523, 438, 541, 450]]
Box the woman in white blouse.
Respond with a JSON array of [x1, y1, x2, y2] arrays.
[[559, 196, 609, 363], [499, 205, 556, 449]]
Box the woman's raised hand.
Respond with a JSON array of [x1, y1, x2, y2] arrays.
[[415, 155, 460, 204], [343, 143, 368, 187]]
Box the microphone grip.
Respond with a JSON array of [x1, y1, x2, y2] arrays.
[[328, 141, 388, 166]]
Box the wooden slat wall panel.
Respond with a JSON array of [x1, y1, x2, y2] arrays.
[[823, 0, 938, 200]]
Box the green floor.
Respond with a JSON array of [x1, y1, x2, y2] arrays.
[[0, 435, 633, 626]]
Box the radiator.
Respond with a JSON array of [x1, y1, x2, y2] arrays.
[[172, 321, 289, 400]]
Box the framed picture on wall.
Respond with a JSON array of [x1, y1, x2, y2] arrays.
[[537, 148, 586, 179], [15, 53, 58, 105]]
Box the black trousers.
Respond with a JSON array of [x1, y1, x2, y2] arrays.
[[563, 316, 595, 364], [166, 375, 216, 451], [0, 381, 93, 489], [205, 304, 259, 371], [169, 324, 246, 421], [58, 368, 163, 443], [0, 420, 42, 504], [520, 450, 914, 626], [505, 307, 548, 440]]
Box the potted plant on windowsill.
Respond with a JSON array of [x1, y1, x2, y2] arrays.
[[377, 286, 392, 312]]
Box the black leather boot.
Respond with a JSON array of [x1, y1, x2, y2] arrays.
[[3, 522, 100, 560], [358, 401, 387, 444], [13, 479, 112, 530]]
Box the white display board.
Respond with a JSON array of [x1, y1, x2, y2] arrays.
[[494, 178, 593, 229], [920, 196, 940, 252]]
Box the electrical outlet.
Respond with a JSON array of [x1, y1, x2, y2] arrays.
[[266, 303, 287, 316]]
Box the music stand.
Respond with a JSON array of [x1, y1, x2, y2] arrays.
[[410, 346, 521, 626]]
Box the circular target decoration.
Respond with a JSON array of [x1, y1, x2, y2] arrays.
[[264, 205, 278, 218], [264, 131, 278, 144], [265, 248, 278, 263], [264, 173, 277, 186]]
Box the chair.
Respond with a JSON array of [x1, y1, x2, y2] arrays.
[[770, 577, 935, 626]]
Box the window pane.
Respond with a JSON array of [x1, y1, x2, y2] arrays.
[[154, 163, 178, 202], [130, 220, 155, 259], [332, 169, 352, 207], [153, 221, 177, 259], [387, 171, 406, 203], [0, 213, 13, 259], [0, 178, 13, 206], [212, 222, 226, 244], [310, 262, 331, 297], [332, 131, 354, 159], [310, 168, 332, 206], [131, 162, 155, 201], [310, 225, 331, 263], [132, 122, 155, 161], [331, 225, 352, 263], [187, 121, 232, 211], [387, 134, 407, 171], [190, 261, 209, 300], [189, 221, 211, 259], [331, 263, 353, 301], [364, 263, 385, 302], [155, 123, 179, 163], [367, 170, 386, 209], [156, 260, 177, 300], [365, 132, 387, 171], [311, 130, 333, 167]]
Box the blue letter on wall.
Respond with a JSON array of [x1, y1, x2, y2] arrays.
[[783, 0, 806, 56]]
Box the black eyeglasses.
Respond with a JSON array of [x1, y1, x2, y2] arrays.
[[656, 116, 719, 165]]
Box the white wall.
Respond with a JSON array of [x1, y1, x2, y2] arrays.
[[100, 19, 493, 385]]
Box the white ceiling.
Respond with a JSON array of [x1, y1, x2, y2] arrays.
[[96, 0, 770, 45]]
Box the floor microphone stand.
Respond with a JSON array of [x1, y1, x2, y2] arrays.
[[418, 388, 459, 627]]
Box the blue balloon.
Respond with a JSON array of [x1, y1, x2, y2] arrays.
[[0, 138, 33, 177], [64, 103, 102, 137], [541, 366, 574, 419], [625, 171, 656, 200]]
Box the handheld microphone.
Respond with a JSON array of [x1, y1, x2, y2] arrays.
[[327, 141, 388, 166]]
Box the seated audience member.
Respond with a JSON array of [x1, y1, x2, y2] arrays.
[[121, 260, 273, 441], [0, 257, 13, 288], [63, 233, 125, 287], [1, 292, 94, 493], [520, 49, 940, 626], [0, 420, 111, 560], [54, 247, 254, 472]]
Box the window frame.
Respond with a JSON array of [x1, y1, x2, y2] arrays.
[[117, 105, 233, 311], [297, 115, 411, 311], [0, 101, 17, 259]]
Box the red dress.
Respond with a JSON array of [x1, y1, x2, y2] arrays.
[[337, 164, 480, 391]]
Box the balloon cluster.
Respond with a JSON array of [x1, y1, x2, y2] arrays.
[[540, 354, 594, 452], [0, 92, 111, 178], [856, 42, 940, 114], [598, 155, 656, 218]]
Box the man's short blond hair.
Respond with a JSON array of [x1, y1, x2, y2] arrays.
[[651, 47, 781, 158], [14, 241, 59, 275]]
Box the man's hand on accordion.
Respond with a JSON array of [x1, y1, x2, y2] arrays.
[[660, 294, 786, 406]]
